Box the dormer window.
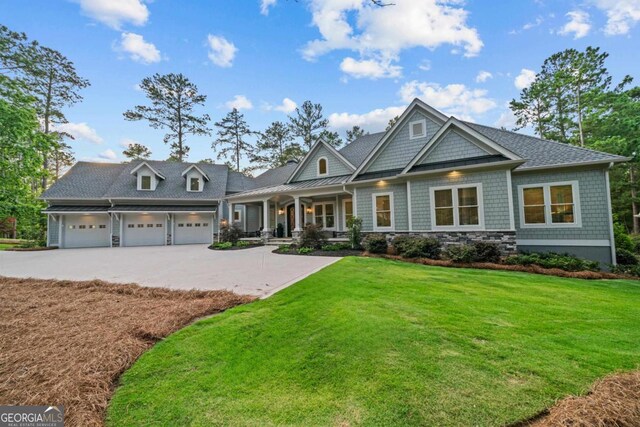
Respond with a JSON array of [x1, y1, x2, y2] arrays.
[[409, 119, 427, 139], [190, 177, 200, 192], [317, 157, 328, 176], [140, 175, 152, 190]]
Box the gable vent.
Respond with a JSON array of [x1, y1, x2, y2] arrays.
[[410, 121, 425, 139]]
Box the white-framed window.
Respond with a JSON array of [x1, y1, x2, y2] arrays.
[[409, 119, 427, 140], [139, 175, 152, 190], [430, 183, 484, 230], [189, 177, 201, 192], [518, 181, 581, 228], [372, 192, 394, 231], [342, 198, 353, 230], [317, 157, 328, 176], [233, 209, 242, 223], [313, 202, 335, 229]]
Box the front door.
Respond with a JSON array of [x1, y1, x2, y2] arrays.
[[286, 204, 305, 237]]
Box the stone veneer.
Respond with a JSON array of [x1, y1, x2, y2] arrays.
[[111, 235, 120, 247], [363, 231, 517, 256]]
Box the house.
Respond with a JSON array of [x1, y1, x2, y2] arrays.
[[42, 98, 628, 265]]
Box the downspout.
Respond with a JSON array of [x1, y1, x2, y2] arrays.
[[605, 163, 617, 266]]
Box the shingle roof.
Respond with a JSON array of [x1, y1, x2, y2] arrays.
[[41, 162, 123, 199], [338, 132, 385, 167], [465, 122, 627, 170], [227, 175, 350, 199], [253, 161, 299, 188], [226, 171, 257, 193]]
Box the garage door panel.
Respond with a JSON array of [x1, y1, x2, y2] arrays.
[[63, 215, 110, 248], [123, 214, 166, 247], [174, 213, 213, 245]]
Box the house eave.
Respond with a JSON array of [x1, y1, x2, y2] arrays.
[[512, 158, 629, 173]]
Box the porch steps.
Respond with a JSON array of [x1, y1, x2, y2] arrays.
[[265, 238, 294, 246]]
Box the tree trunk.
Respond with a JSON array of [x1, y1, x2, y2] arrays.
[[42, 71, 53, 190], [576, 86, 585, 147], [177, 95, 183, 162], [631, 166, 639, 234]]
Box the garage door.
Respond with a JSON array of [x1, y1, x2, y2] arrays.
[[122, 214, 166, 247], [173, 213, 213, 245], [63, 215, 110, 248]]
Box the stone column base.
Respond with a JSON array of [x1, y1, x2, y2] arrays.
[[261, 229, 272, 242], [292, 230, 302, 243]]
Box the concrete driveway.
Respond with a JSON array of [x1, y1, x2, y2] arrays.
[[0, 245, 340, 298]]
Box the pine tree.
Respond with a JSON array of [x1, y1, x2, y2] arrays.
[[213, 108, 255, 172], [318, 129, 343, 148], [122, 143, 152, 160], [346, 125, 365, 143], [288, 100, 329, 149], [253, 121, 299, 168]]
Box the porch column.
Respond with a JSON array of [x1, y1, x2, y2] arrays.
[[294, 196, 302, 231], [262, 199, 270, 232], [228, 202, 234, 224]]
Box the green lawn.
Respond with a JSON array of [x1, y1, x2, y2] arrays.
[[0, 243, 18, 250], [107, 257, 640, 427]]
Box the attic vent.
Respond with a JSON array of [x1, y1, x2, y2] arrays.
[[409, 119, 426, 139], [286, 159, 299, 165]]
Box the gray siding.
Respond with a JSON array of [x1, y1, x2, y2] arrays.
[[366, 111, 441, 173], [420, 129, 489, 165], [292, 144, 353, 182], [410, 169, 512, 231], [246, 205, 260, 232], [512, 169, 612, 241], [356, 183, 409, 231]]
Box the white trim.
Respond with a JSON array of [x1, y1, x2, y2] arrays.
[[171, 213, 175, 245], [187, 175, 204, 192], [286, 139, 356, 184], [59, 215, 63, 247], [317, 156, 328, 177], [353, 188, 358, 217], [46, 214, 50, 247], [517, 239, 611, 247], [138, 174, 155, 191], [512, 158, 629, 173], [429, 183, 485, 231], [342, 198, 353, 230], [45, 211, 110, 215], [109, 213, 113, 248], [312, 201, 337, 230], [605, 169, 617, 264], [164, 213, 168, 246], [406, 181, 413, 231], [181, 164, 210, 181], [130, 161, 165, 179], [506, 170, 515, 231], [517, 180, 582, 228], [409, 119, 427, 140], [372, 192, 395, 232], [108, 210, 216, 214]]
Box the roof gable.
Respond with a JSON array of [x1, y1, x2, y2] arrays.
[[130, 161, 165, 180], [350, 99, 448, 180], [287, 140, 355, 183], [181, 164, 210, 181], [417, 128, 494, 166]]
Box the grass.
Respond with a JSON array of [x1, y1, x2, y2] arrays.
[[0, 243, 17, 250], [107, 257, 640, 427]]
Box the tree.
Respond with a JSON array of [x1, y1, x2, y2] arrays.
[[346, 125, 365, 143], [49, 141, 74, 180], [386, 115, 399, 131], [124, 73, 210, 162], [509, 78, 552, 138], [288, 100, 329, 149], [198, 158, 215, 164], [318, 129, 343, 148], [253, 121, 299, 168], [122, 142, 152, 160], [213, 108, 255, 172]]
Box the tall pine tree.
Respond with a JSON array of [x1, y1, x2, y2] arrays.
[[213, 108, 255, 172]]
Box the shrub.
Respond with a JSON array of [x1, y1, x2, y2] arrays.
[[444, 244, 477, 263], [630, 234, 640, 254], [346, 216, 363, 249], [300, 223, 327, 249], [277, 244, 290, 253], [616, 248, 639, 266], [321, 242, 352, 251], [363, 234, 388, 254], [614, 223, 635, 252], [393, 235, 441, 259], [611, 264, 640, 277], [504, 251, 600, 272], [471, 241, 501, 263], [236, 240, 251, 248], [220, 222, 243, 244], [212, 241, 233, 250], [297, 247, 314, 255]]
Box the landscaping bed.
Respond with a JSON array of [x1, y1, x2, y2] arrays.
[[107, 257, 640, 426], [0, 276, 254, 427], [272, 243, 361, 257], [209, 241, 264, 251]]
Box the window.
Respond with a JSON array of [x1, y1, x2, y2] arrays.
[[313, 202, 335, 229], [178, 223, 184, 227], [233, 210, 241, 222], [146, 224, 153, 228], [79, 225, 86, 229], [156, 224, 163, 228], [195, 223, 201, 227], [140, 175, 152, 190], [373, 193, 394, 231], [519, 181, 580, 227], [186, 223, 193, 227], [69, 225, 76, 229], [343, 199, 353, 229], [137, 224, 144, 228], [202, 223, 209, 227], [89, 225, 96, 229], [431, 184, 483, 230], [409, 119, 427, 139], [128, 224, 134, 228], [98, 224, 106, 229], [317, 157, 328, 176], [189, 177, 200, 192]]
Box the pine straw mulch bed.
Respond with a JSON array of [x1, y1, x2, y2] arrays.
[[0, 276, 255, 427], [515, 371, 640, 426], [367, 253, 639, 280]]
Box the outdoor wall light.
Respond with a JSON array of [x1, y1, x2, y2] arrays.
[[278, 208, 285, 215]]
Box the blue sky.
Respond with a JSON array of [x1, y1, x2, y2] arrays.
[[2, 0, 639, 169]]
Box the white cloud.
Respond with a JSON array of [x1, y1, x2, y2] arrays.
[[119, 138, 139, 148], [559, 10, 591, 39], [593, 0, 640, 35], [274, 97, 297, 113], [418, 60, 431, 71], [328, 106, 407, 132], [399, 80, 497, 121], [260, 0, 277, 15], [514, 68, 536, 90], [339, 56, 402, 79], [54, 122, 103, 144], [99, 149, 118, 160], [225, 95, 253, 110], [207, 35, 237, 67], [475, 70, 493, 83], [494, 109, 517, 129], [116, 32, 161, 64], [75, 0, 149, 29], [301, 0, 482, 79]]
